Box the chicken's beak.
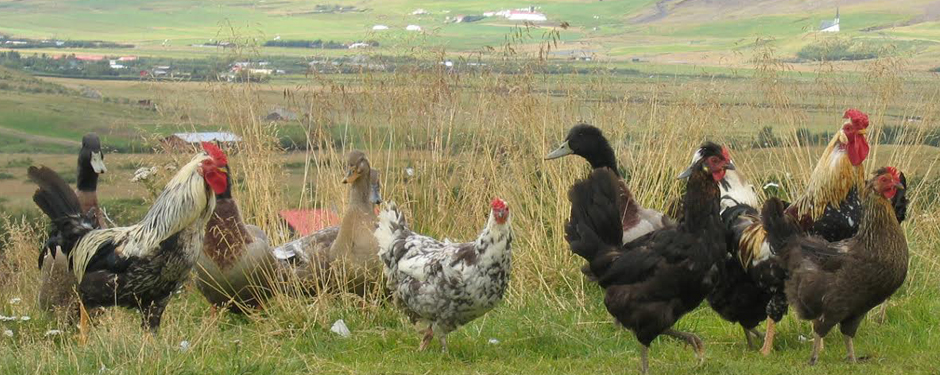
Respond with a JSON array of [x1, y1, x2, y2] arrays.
[[725, 161, 736, 171], [545, 140, 573, 160], [895, 182, 905, 190], [90, 151, 107, 174], [837, 128, 849, 145], [342, 169, 358, 184]]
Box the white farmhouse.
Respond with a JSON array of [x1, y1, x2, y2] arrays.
[[820, 8, 840, 33], [506, 11, 547, 22]]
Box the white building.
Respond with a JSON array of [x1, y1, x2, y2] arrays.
[[506, 11, 547, 22], [820, 8, 840, 33], [348, 42, 370, 49], [406, 24, 422, 31], [372, 24, 389, 30], [411, 8, 428, 15]]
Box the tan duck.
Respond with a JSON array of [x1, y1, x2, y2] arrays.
[[274, 151, 383, 296], [37, 133, 108, 315], [195, 163, 278, 313]]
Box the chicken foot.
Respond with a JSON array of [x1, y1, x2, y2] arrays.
[[663, 329, 705, 364], [844, 335, 856, 363]]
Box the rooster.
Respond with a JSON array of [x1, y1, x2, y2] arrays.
[[375, 198, 512, 351], [762, 167, 908, 365], [565, 142, 733, 374], [719, 109, 909, 354], [547, 123, 673, 279], [31, 142, 228, 339]]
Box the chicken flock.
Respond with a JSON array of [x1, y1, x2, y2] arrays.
[[25, 108, 911, 372]]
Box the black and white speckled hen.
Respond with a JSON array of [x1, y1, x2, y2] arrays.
[[547, 123, 673, 279], [375, 198, 512, 351], [762, 167, 908, 365], [565, 142, 732, 374], [30, 142, 228, 341]]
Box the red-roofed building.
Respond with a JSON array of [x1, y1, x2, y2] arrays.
[[75, 55, 105, 61], [279, 209, 341, 236]]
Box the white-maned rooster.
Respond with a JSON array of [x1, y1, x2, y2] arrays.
[[375, 198, 512, 352], [31, 142, 228, 340]]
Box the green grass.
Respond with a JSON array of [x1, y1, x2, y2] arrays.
[[0, 279, 937, 374]]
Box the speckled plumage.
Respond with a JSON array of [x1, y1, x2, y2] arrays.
[[376, 201, 512, 351]]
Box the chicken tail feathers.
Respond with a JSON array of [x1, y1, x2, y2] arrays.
[[565, 168, 625, 266], [761, 197, 800, 253], [29, 166, 93, 268], [376, 201, 408, 271]]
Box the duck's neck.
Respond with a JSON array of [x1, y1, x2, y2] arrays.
[[347, 174, 373, 213], [585, 143, 619, 175], [76, 161, 99, 192]]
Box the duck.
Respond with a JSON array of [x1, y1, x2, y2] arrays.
[[195, 161, 278, 313], [546, 124, 673, 279], [273, 150, 383, 296], [37, 133, 108, 315]]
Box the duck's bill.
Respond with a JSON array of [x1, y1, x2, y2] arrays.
[[545, 141, 573, 160], [90, 152, 107, 174]]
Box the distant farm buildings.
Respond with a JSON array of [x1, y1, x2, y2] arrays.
[[483, 7, 547, 22], [820, 8, 840, 33], [161, 132, 241, 150], [372, 25, 389, 31], [406, 25, 423, 31]]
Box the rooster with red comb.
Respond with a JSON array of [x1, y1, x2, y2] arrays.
[[710, 109, 908, 355], [30, 142, 229, 342]]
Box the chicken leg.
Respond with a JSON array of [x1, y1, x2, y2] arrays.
[[844, 335, 857, 363], [664, 329, 705, 363], [639, 345, 649, 375], [439, 334, 448, 353], [809, 334, 824, 365], [760, 318, 776, 356], [418, 328, 434, 351], [743, 327, 763, 350], [77, 301, 90, 346]]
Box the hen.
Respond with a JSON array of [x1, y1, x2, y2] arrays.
[[375, 198, 512, 351], [547, 123, 673, 278], [565, 142, 732, 374], [762, 167, 908, 365], [196, 161, 278, 313], [31, 142, 228, 340]]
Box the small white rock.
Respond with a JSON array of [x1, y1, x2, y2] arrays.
[[488, 338, 500, 345], [20, 316, 30, 321], [45, 329, 63, 336], [330, 319, 351, 338], [0, 315, 15, 322], [3, 329, 12, 337], [179, 340, 191, 352], [9, 298, 22, 304]]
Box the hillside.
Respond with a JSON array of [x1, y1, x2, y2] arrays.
[[0, 0, 938, 66]]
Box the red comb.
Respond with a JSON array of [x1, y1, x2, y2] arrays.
[[491, 198, 507, 211], [201, 142, 228, 166], [721, 147, 732, 161], [843, 109, 869, 129], [884, 166, 900, 182]]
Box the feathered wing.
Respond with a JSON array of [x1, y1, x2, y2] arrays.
[[565, 168, 626, 273], [892, 172, 908, 223]]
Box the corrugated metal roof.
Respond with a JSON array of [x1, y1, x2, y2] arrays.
[[171, 132, 241, 143]]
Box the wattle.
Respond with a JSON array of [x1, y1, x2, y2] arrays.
[[847, 135, 870, 166]]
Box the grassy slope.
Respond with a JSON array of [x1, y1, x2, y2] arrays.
[[0, 0, 936, 63]]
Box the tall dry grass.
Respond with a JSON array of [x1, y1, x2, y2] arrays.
[[1, 33, 939, 370]]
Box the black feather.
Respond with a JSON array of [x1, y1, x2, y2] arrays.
[[28, 166, 95, 268]]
